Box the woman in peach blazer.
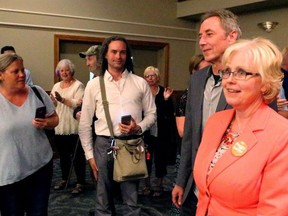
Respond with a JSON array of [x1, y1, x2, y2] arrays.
[[194, 38, 288, 216]]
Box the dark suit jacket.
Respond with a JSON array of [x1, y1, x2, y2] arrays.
[[176, 65, 230, 203]]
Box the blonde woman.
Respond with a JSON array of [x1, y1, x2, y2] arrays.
[[194, 38, 288, 215], [0, 54, 58, 215]]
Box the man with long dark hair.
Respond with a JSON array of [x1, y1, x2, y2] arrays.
[[79, 35, 156, 215]]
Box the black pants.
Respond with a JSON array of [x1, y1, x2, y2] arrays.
[[0, 160, 53, 216], [144, 135, 167, 178], [55, 134, 86, 184], [181, 186, 198, 216]]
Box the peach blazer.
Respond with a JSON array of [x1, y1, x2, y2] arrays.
[[194, 104, 288, 216]]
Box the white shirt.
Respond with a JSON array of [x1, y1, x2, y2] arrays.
[[79, 69, 156, 160], [51, 79, 84, 135]]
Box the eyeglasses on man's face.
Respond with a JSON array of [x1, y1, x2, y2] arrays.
[[144, 74, 157, 79], [219, 68, 260, 80]]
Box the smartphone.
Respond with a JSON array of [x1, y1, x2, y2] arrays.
[[35, 106, 46, 119], [121, 115, 132, 125]]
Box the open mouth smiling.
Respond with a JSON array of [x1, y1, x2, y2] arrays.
[[226, 88, 240, 93]]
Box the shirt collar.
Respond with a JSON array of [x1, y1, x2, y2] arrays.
[[207, 66, 222, 86], [104, 69, 129, 82]]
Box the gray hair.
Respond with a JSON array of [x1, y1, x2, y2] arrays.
[[201, 9, 242, 39], [55, 59, 75, 76]]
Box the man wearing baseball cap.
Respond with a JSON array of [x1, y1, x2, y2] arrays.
[[79, 45, 100, 79], [74, 45, 100, 136]]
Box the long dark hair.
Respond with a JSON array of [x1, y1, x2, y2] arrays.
[[100, 36, 134, 75]]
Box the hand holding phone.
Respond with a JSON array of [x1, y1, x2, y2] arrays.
[[121, 115, 132, 125], [35, 106, 46, 119]]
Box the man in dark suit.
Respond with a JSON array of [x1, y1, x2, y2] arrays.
[[172, 9, 242, 215]]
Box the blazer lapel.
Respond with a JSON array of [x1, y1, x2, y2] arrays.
[[195, 66, 212, 106], [197, 110, 235, 188], [207, 105, 268, 186], [207, 130, 258, 186], [191, 66, 213, 134]]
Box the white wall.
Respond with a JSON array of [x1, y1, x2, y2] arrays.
[[0, 0, 196, 90], [2, 1, 286, 91], [239, 8, 288, 49], [194, 7, 288, 55]]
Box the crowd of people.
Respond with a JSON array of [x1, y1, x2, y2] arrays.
[[1, 8, 288, 216]]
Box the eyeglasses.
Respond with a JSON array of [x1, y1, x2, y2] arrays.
[[219, 68, 260, 80], [144, 74, 157, 79]]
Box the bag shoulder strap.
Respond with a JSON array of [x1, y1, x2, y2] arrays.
[[99, 76, 114, 137], [31, 86, 44, 104]]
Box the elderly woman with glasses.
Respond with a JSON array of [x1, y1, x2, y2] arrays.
[[142, 66, 177, 197], [193, 38, 288, 216]]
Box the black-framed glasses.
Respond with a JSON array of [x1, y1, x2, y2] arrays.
[[144, 74, 157, 79], [219, 68, 260, 80]]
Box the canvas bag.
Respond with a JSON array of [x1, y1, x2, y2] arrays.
[[99, 76, 148, 182], [113, 137, 148, 182]]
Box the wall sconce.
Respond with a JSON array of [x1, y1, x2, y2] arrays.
[[257, 21, 279, 33]]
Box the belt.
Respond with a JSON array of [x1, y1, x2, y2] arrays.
[[98, 135, 142, 140]]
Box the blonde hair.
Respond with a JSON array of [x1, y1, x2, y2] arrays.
[[143, 66, 160, 78], [222, 37, 283, 104], [0, 53, 23, 73]]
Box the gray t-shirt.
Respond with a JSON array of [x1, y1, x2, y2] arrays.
[[0, 86, 55, 186]]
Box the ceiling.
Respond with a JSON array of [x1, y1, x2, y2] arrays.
[[177, 0, 288, 21]]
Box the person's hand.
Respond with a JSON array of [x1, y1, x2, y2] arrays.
[[119, 117, 141, 135], [77, 98, 83, 106], [50, 93, 56, 103], [172, 184, 184, 208], [88, 158, 99, 181], [277, 97, 288, 111], [55, 91, 64, 103], [32, 114, 49, 129], [76, 111, 81, 121], [164, 87, 173, 100]]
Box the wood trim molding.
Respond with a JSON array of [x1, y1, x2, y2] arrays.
[[54, 34, 170, 86]]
